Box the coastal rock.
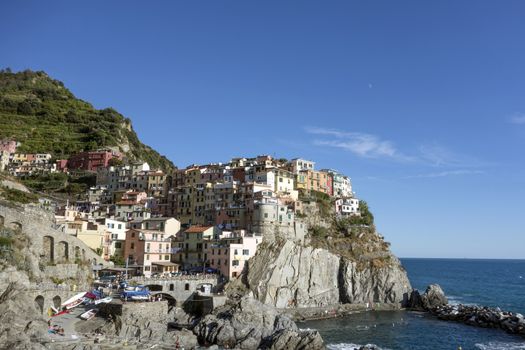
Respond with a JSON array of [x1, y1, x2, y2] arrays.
[[193, 294, 325, 349], [246, 240, 340, 308], [339, 256, 411, 306], [431, 303, 525, 336], [0, 282, 48, 350], [419, 284, 448, 310], [260, 328, 325, 350], [244, 238, 411, 309]]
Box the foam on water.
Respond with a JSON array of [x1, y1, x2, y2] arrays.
[[298, 327, 316, 332], [475, 342, 525, 350], [327, 343, 388, 350]]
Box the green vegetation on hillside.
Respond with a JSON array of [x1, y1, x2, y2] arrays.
[[0, 69, 174, 171], [0, 186, 39, 204]]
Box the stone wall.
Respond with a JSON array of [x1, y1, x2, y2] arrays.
[[0, 200, 109, 268], [132, 276, 219, 305]]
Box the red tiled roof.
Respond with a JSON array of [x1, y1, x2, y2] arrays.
[[184, 225, 213, 233]]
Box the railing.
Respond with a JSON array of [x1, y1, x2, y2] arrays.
[[131, 274, 219, 282], [145, 249, 171, 253]]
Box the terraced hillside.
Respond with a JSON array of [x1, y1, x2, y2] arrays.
[[0, 69, 174, 171]]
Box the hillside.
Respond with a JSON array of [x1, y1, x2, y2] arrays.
[[0, 68, 174, 171]]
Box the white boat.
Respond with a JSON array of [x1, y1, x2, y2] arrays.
[[80, 309, 98, 320], [130, 295, 150, 301], [61, 292, 87, 310], [94, 297, 112, 305]]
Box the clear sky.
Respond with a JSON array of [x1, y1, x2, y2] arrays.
[[2, 1, 524, 258]]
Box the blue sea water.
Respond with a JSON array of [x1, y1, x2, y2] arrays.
[[299, 258, 525, 350]]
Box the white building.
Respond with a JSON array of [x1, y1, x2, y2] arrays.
[[335, 197, 360, 216], [289, 158, 315, 174], [104, 218, 128, 258]]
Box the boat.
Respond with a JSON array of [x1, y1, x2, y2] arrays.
[[51, 309, 70, 317], [80, 309, 98, 320], [61, 292, 87, 310], [121, 285, 150, 301], [94, 297, 112, 305]]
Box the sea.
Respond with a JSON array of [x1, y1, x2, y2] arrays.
[[299, 258, 525, 350]]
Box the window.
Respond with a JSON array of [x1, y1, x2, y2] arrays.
[[130, 243, 135, 249], [234, 249, 238, 255], [243, 249, 249, 255], [169, 284, 174, 291], [185, 283, 190, 291], [131, 232, 135, 238], [165, 255, 169, 260], [146, 254, 149, 260], [232, 260, 239, 266], [264, 213, 268, 218], [118, 224, 122, 229], [115, 242, 122, 248], [145, 266, 150, 271]]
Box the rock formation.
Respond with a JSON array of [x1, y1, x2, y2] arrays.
[[243, 221, 412, 310], [193, 294, 324, 349]]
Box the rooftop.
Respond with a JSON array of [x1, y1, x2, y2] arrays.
[[185, 225, 213, 233]]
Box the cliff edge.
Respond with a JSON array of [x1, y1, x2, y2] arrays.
[[238, 199, 412, 311]]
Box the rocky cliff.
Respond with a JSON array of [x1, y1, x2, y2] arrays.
[[0, 184, 110, 348], [240, 200, 412, 311]]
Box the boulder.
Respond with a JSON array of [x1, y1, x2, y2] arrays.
[[260, 328, 325, 350], [419, 284, 448, 310], [193, 295, 325, 349]]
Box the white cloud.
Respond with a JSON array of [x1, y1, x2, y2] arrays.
[[305, 127, 413, 161], [509, 113, 525, 124], [403, 169, 485, 179]]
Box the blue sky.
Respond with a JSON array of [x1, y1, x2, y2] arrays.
[[2, 1, 525, 258]]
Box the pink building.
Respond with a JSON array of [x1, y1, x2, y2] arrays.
[[207, 234, 262, 280], [56, 159, 69, 172], [123, 229, 178, 277], [0, 139, 17, 154]]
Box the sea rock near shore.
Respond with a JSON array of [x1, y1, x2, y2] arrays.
[[339, 256, 411, 305], [245, 238, 411, 309], [193, 294, 324, 349], [409, 284, 448, 311]]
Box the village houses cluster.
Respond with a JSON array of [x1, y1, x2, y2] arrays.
[[1, 138, 361, 280]]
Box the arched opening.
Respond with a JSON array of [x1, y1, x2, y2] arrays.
[[153, 293, 177, 308], [146, 284, 163, 292], [34, 295, 44, 314], [52, 295, 61, 309], [42, 236, 54, 263], [57, 241, 69, 262], [9, 221, 22, 231]]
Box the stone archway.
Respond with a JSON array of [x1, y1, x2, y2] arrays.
[[34, 295, 44, 314], [42, 236, 54, 263], [153, 293, 177, 308], [52, 296, 61, 309], [57, 241, 69, 262], [9, 221, 21, 231]]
